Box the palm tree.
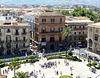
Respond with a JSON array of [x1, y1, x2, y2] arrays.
[[62, 27, 72, 45], [9, 61, 21, 77], [62, 27, 72, 60], [16, 72, 29, 78]]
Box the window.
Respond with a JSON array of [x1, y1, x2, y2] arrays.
[[41, 38, 46, 42], [79, 38, 80, 40], [42, 19, 46, 23], [90, 29, 92, 31], [6, 36, 11, 42], [79, 26, 81, 28], [79, 32, 81, 35], [23, 29, 26, 33], [74, 32, 76, 35], [15, 29, 19, 35], [95, 36, 98, 41], [42, 28, 46, 33], [16, 37, 18, 41], [16, 44, 18, 48], [50, 37, 54, 42], [82, 37, 84, 40], [0, 29, 1, 32], [74, 26, 77, 28], [51, 19, 55, 23], [70, 26, 72, 29], [0, 38, 1, 41], [96, 30, 98, 33], [60, 18, 62, 23], [7, 29, 10, 32], [51, 28, 55, 32], [83, 26, 85, 28], [83, 31, 84, 34], [23, 43, 25, 48], [23, 37, 25, 41], [59, 37, 62, 41], [59, 28, 63, 32]]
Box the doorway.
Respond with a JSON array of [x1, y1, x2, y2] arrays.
[[50, 44, 54, 50]]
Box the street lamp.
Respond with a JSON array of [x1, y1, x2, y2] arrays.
[[39, 38, 42, 50], [78, 47, 80, 59]]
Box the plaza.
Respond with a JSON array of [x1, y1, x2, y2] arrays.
[[1, 56, 100, 78]]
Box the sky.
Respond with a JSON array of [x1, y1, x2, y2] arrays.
[[0, 0, 100, 5]]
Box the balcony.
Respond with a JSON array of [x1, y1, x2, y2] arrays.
[[22, 32, 27, 35], [15, 33, 19, 35], [39, 31, 61, 34], [6, 40, 12, 43], [13, 40, 22, 42], [74, 28, 86, 30]]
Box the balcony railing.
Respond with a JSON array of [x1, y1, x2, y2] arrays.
[[13, 40, 22, 42], [15, 33, 19, 35], [39, 31, 61, 34], [22, 32, 27, 35], [6, 40, 12, 42]]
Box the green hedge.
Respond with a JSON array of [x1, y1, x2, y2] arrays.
[[1, 75, 7, 78], [13, 57, 20, 61], [87, 62, 92, 67], [59, 75, 73, 78]]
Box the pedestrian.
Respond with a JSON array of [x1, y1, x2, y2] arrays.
[[3, 70, 4, 74], [60, 71, 62, 75], [57, 71, 58, 75]]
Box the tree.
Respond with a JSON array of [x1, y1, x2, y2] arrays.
[[13, 72, 29, 78], [62, 27, 72, 46], [14, 57, 20, 61], [57, 52, 62, 58], [9, 61, 21, 76], [92, 61, 97, 67], [71, 7, 95, 21], [0, 59, 4, 65], [28, 55, 34, 59], [68, 52, 73, 56]]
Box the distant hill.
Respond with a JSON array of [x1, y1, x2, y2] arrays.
[[0, 0, 100, 5]]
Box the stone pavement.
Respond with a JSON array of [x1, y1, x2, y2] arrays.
[[1, 57, 100, 78]]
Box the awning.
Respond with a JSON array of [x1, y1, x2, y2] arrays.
[[59, 44, 63, 46], [41, 42, 47, 46]]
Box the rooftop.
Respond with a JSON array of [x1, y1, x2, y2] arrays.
[[36, 11, 65, 17], [88, 22, 100, 28], [0, 20, 30, 27], [66, 20, 94, 23]]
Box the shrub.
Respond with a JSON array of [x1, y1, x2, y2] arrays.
[[57, 52, 62, 57], [35, 59, 39, 62], [87, 62, 92, 67], [68, 52, 73, 56], [73, 56, 78, 61], [28, 55, 34, 59], [14, 57, 20, 61], [77, 59, 82, 62], [1, 75, 7, 78], [92, 61, 97, 67], [26, 59, 29, 62], [0, 59, 4, 64]]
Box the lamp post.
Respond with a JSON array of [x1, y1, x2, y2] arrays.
[[40, 38, 42, 51], [78, 47, 80, 59]]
